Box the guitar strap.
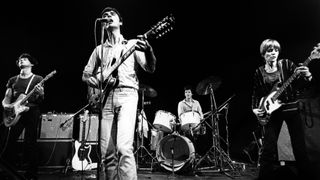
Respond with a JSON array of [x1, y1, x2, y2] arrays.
[[25, 74, 35, 94], [278, 59, 284, 83]]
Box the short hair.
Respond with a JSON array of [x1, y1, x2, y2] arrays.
[[259, 39, 281, 57], [184, 85, 193, 92], [16, 53, 38, 66], [101, 7, 123, 23]]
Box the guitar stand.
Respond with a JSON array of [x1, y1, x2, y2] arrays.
[[134, 89, 157, 171], [59, 103, 93, 175]]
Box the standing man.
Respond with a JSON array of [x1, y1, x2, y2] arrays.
[[82, 7, 156, 180], [1, 53, 44, 180]]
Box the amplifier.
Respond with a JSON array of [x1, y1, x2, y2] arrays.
[[15, 139, 73, 169], [79, 114, 99, 142], [40, 113, 74, 139], [38, 139, 73, 168]]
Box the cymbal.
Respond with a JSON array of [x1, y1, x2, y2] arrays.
[[196, 76, 222, 95], [139, 84, 157, 98]]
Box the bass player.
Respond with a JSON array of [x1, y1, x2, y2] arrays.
[[251, 39, 320, 180]]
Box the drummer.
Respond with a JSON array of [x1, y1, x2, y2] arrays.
[[177, 85, 204, 138]]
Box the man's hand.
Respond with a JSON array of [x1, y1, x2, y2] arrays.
[[34, 84, 44, 95]]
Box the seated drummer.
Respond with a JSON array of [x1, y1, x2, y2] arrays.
[[177, 85, 204, 138]]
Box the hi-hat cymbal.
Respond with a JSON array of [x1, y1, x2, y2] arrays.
[[196, 76, 222, 95], [139, 84, 157, 98]]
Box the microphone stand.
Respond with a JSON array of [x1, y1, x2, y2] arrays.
[[96, 23, 107, 180]]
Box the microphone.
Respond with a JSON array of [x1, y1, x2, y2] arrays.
[[96, 18, 111, 23]]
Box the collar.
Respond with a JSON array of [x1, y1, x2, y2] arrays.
[[104, 34, 127, 47]]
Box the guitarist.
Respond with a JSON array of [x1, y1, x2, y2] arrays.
[[251, 39, 318, 180], [82, 7, 156, 180], [1, 53, 44, 180]]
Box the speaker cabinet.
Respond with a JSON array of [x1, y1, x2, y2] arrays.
[[38, 139, 73, 168], [40, 113, 74, 139], [79, 114, 99, 142]]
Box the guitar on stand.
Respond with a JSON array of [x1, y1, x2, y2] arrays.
[[72, 110, 95, 171]]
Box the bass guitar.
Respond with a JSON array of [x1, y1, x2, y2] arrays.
[[257, 44, 320, 125], [3, 70, 57, 127], [72, 110, 92, 171], [88, 14, 175, 108]]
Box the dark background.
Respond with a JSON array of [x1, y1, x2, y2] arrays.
[[0, 0, 319, 162]]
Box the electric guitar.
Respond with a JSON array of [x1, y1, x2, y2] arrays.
[[3, 70, 57, 127], [88, 14, 175, 108], [72, 110, 92, 171], [257, 44, 320, 125]]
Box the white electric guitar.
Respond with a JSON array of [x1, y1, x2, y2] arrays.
[[257, 44, 320, 125], [72, 110, 92, 170]]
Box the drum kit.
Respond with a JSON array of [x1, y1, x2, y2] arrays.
[[134, 78, 239, 177]]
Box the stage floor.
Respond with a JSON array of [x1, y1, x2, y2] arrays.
[[36, 166, 258, 180]]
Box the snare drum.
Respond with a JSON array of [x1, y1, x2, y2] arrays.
[[153, 110, 176, 133], [180, 111, 201, 132]]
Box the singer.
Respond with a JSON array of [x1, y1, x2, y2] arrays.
[[82, 7, 157, 180], [1, 53, 44, 180]]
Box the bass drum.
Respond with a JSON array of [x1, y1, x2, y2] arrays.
[[156, 134, 195, 173]]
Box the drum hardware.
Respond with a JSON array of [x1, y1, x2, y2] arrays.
[[194, 76, 239, 177], [134, 84, 158, 170], [170, 135, 177, 176]]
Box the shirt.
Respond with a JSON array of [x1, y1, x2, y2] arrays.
[[83, 35, 155, 90]]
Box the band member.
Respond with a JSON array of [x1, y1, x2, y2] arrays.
[[1, 53, 44, 180], [251, 39, 319, 180], [82, 7, 156, 180], [178, 85, 204, 138]]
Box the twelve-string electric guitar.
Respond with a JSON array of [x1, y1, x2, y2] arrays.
[[3, 70, 57, 127], [257, 44, 320, 125], [88, 14, 175, 108], [72, 110, 92, 171]]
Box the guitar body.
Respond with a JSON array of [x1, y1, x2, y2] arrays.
[[3, 94, 30, 127], [257, 91, 282, 125], [71, 140, 92, 171], [88, 76, 118, 111]]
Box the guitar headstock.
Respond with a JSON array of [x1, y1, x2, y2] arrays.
[[82, 110, 89, 122], [310, 43, 320, 60], [44, 70, 57, 81], [144, 14, 175, 39]]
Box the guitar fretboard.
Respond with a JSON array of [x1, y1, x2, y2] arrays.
[[272, 57, 313, 100]]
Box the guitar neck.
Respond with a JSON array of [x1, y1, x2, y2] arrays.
[[20, 79, 45, 105], [103, 44, 136, 81], [19, 70, 56, 105], [272, 57, 313, 100], [81, 121, 86, 142]]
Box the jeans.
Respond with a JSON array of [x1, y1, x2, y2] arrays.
[[100, 87, 138, 180]]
